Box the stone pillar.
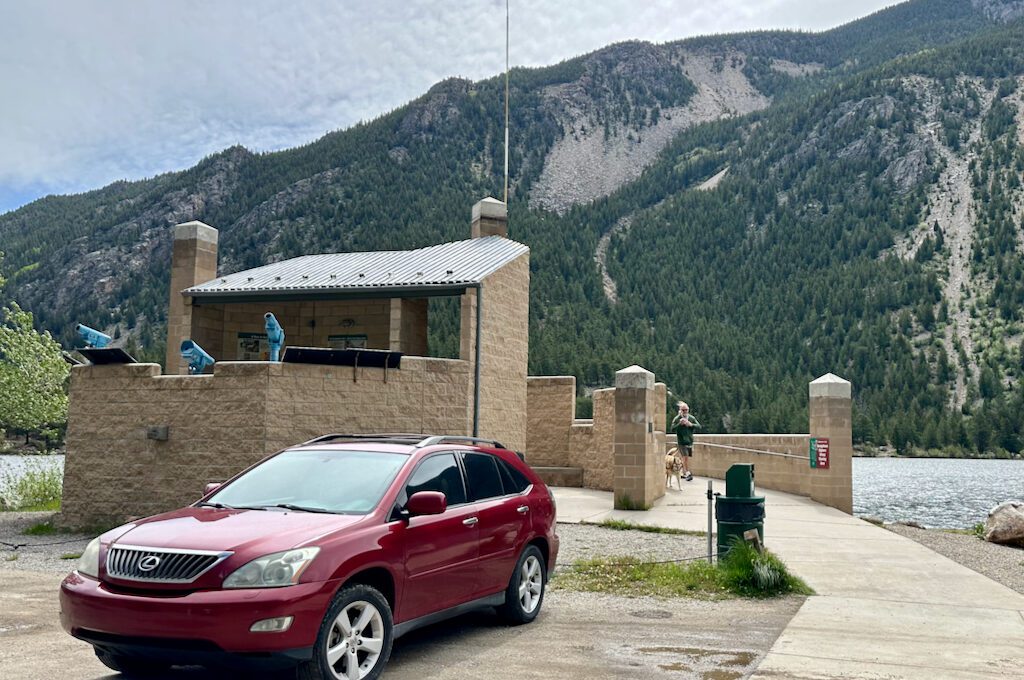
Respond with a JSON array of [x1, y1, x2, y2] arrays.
[[471, 197, 508, 238], [808, 373, 853, 514], [613, 365, 662, 510], [165, 221, 218, 375]]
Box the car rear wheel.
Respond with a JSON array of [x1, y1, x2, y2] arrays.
[[298, 584, 393, 680], [93, 648, 169, 677], [498, 544, 545, 625]]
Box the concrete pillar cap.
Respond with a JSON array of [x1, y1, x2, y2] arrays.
[[173, 221, 219, 244], [472, 197, 508, 221], [809, 373, 851, 399], [615, 365, 655, 389]]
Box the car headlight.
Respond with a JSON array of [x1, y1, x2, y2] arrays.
[[222, 547, 320, 589], [77, 537, 101, 578]]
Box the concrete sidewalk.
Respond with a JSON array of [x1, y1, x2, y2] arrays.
[[553, 481, 1024, 679]]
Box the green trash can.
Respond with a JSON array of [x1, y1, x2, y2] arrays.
[[716, 463, 765, 557]]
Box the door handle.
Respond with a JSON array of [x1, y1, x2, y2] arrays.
[[517, 505, 529, 514], [463, 517, 479, 526]]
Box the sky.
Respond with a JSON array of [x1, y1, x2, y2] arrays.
[[0, 0, 898, 215]]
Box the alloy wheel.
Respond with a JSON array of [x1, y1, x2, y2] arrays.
[[518, 554, 543, 614], [325, 600, 385, 680]]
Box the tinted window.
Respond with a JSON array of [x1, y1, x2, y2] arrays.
[[497, 458, 532, 494], [463, 453, 504, 502], [406, 453, 466, 505]]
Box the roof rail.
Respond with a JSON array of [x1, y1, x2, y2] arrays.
[[299, 433, 427, 446], [298, 433, 508, 450], [414, 435, 507, 449]]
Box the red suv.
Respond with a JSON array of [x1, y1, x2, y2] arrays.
[[60, 434, 558, 678]]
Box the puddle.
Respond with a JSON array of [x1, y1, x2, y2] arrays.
[[719, 651, 756, 667], [659, 662, 691, 672], [639, 647, 758, 675], [0, 623, 38, 634], [702, 671, 742, 680], [630, 609, 673, 620]]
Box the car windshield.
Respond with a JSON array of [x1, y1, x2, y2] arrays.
[[207, 449, 408, 514]]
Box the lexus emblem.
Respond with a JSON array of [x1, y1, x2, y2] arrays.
[[138, 555, 162, 572]]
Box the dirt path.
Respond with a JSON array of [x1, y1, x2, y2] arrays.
[[1, 569, 803, 680]]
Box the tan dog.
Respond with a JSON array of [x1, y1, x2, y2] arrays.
[[665, 447, 683, 490]]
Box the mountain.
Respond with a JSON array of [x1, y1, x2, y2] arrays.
[[3, 0, 1024, 455]]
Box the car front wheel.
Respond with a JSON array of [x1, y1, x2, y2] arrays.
[[499, 544, 546, 625], [298, 584, 394, 680]]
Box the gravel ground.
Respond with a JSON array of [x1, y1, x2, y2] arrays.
[[885, 522, 1024, 595], [556, 522, 710, 565], [0, 512, 94, 574]]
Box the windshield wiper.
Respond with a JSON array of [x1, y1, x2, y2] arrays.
[[197, 502, 267, 511], [269, 503, 336, 514]]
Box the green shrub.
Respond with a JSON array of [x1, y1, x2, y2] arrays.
[[719, 539, 813, 597], [0, 460, 63, 511]]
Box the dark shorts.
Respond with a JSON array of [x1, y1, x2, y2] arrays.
[[676, 444, 693, 457]]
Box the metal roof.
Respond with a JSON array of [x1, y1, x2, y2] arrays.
[[184, 236, 528, 300]]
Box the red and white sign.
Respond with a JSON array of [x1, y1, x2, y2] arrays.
[[809, 437, 830, 469]]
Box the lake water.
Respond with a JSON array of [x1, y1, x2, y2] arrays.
[[854, 457, 1024, 528], [0, 454, 65, 480], [1, 455, 1019, 528]]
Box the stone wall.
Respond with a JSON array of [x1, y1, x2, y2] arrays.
[[60, 358, 471, 528], [687, 435, 812, 497], [471, 252, 530, 451], [524, 370, 854, 514], [526, 376, 575, 467]]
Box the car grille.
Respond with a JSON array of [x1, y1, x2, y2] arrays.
[[106, 545, 232, 583]]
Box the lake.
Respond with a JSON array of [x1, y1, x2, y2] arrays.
[[1, 455, 1020, 528], [854, 457, 1024, 528], [0, 454, 65, 480]]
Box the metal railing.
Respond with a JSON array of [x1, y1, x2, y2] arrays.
[[694, 441, 806, 460]]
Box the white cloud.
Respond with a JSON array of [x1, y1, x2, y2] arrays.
[[0, 0, 894, 210]]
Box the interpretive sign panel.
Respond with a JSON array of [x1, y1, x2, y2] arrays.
[[809, 437, 830, 469]]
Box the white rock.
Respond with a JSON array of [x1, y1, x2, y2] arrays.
[[984, 501, 1024, 546]]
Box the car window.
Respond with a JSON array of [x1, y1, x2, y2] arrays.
[[463, 452, 504, 502], [496, 458, 532, 494], [406, 453, 467, 506], [209, 449, 407, 514]]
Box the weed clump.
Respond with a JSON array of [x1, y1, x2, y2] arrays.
[[718, 539, 813, 597], [0, 461, 63, 511]]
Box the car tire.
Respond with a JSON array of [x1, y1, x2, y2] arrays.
[[297, 584, 394, 680], [498, 544, 546, 625], [93, 648, 168, 677]]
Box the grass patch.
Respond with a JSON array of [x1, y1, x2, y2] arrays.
[[595, 518, 704, 537], [554, 555, 729, 599], [614, 493, 650, 511], [942, 522, 986, 539], [60, 553, 82, 560], [21, 520, 58, 536], [718, 540, 814, 598], [0, 461, 62, 512], [4, 553, 17, 562], [554, 540, 813, 600]]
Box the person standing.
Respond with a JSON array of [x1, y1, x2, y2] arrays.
[[670, 401, 702, 481]]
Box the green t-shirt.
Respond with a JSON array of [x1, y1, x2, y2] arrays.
[[671, 413, 702, 446]]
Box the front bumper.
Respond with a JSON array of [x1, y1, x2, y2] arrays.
[[60, 571, 338, 667]]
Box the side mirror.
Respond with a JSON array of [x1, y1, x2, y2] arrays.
[[204, 482, 222, 496], [406, 491, 447, 517]]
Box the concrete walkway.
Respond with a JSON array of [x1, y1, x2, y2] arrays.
[[554, 481, 1024, 679]]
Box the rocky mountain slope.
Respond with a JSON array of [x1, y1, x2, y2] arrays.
[[3, 0, 1024, 453]]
